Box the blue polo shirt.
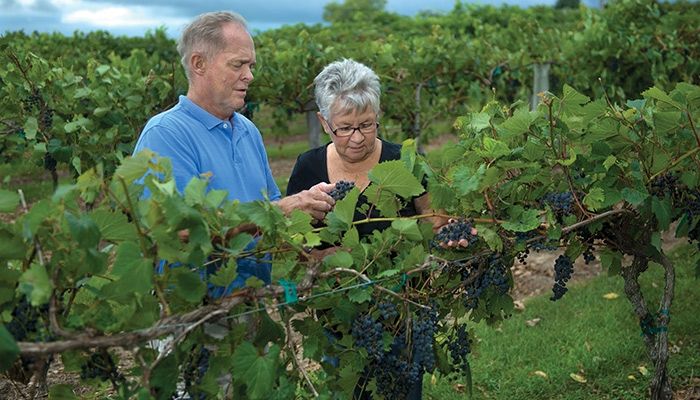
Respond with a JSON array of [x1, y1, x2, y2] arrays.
[[134, 95, 281, 202], [133, 95, 281, 297]]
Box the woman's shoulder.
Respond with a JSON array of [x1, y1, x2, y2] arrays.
[[379, 139, 403, 161], [296, 143, 329, 165]]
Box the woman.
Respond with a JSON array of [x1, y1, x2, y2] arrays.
[[287, 58, 440, 400], [286, 58, 437, 236]]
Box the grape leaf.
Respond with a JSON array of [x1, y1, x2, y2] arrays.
[[232, 342, 280, 400], [0, 189, 19, 212], [0, 325, 19, 372], [368, 160, 424, 198]]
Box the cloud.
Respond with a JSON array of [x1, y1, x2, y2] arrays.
[[62, 5, 189, 28]]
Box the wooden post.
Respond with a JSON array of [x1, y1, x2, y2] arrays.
[[305, 100, 321, 149], [531, 63, 551, 111], [413, 82, 425, 154]]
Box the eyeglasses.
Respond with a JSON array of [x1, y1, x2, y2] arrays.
[[330, 121, 379, 137]]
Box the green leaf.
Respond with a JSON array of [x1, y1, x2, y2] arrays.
[[477, 137, 510, 159], [224, 233, 254, 257], [0, 189, 19, 213], [64, 117, 90, 133], [65, 212, 101, 249], [499, 107, 536, 136], [642, 87, 683, 110], [467, 112, 491, 133], [232, 342, 280, 400], [501, 206, 540, 232], [326, 187, 360, 233], [475, 225, 503, 252], [652, 111, 682, 133], [560, 84, 590, 114], [209, 260, 238, 287], [184, 177, 208, 206], [599, 248, 623, 275], [173, 268, 206, 303], [19, 263, 53, 306], [652, 196, 672, 231], [400, 138, 417, 171], [323, 251, 353, 268], [453, 164, 486, 196], [238, 201, 283, 232], [621, 187, 648, 206], [90, 209, 137, 242], [0, 230, 27, 260], [363, 184, 399, 218], [205, 189, 228, 209], [583, 188, 605, 211], [114, 151, 154, 183], [603, 155, 617, 170], [0, 324, 20, 372], [368, 160, 424, 198], [23, 117, 38, 140], [348, 287, 372, 304], [390, 219, 422, 241], [110, 243, 153, 295], [48, 384, 78, 400]]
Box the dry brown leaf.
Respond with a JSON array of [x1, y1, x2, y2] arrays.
[[513, 300, 526, 311], [570, 373, 587, 383], [525, 318, 541, 327], [453, 383, 466, 393]]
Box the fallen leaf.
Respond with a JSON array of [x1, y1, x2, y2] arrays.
[[431, 373, 437, 385], [513, 300, 526, 311], [453, 383, 466, 393], [525, 318, 541, 327], [628, 375, 637, 380], [570, 373, 587, 383], [534, 370, 548, 379], [638, 366, 649, 376], [603, 292, 619, 300]]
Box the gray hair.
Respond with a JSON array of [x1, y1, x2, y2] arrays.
[[177, 11, 249, 81], [314, 59, 381, 121]]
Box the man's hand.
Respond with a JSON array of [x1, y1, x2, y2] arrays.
[[276, 182, 335, 221]]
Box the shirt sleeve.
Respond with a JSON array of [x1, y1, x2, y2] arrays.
[[133, 124, 200, 194]]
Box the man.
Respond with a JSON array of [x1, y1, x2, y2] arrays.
[[133, 11, 334, 293]]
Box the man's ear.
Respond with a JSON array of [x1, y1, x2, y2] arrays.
[[190, 53, 206, 75], [317, 112, 331, 134]]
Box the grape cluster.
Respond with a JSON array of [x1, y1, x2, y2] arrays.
[[462, 255, 510, 309], [551, 255, 574, 301], [432, 219, 478, 248], [515, 230, 558, 264], [80, 351, 124, 385], [183, 346, 210, 399], [329, 180, 355, 201], [351, 314, 384, 360], [650, 173, 682, 200], [40, 107, 54, 129], [447, 324, 472, 372], [6, 297, 41, 341], [411, 306, 438, 372], [378, 301, 398, 320], [21, 90, 42, 111], [582, 246, 596, 264], [353, 306, 439, 400], [540, 192, 574, 220]]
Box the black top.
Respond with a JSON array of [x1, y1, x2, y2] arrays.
[[286, 139, 422, 238]]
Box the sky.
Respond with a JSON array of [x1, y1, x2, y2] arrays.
[[1, 0, 599, 38]]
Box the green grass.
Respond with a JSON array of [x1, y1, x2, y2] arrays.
[[425, 246, 700, 399], [0, 162, 70, 204]]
